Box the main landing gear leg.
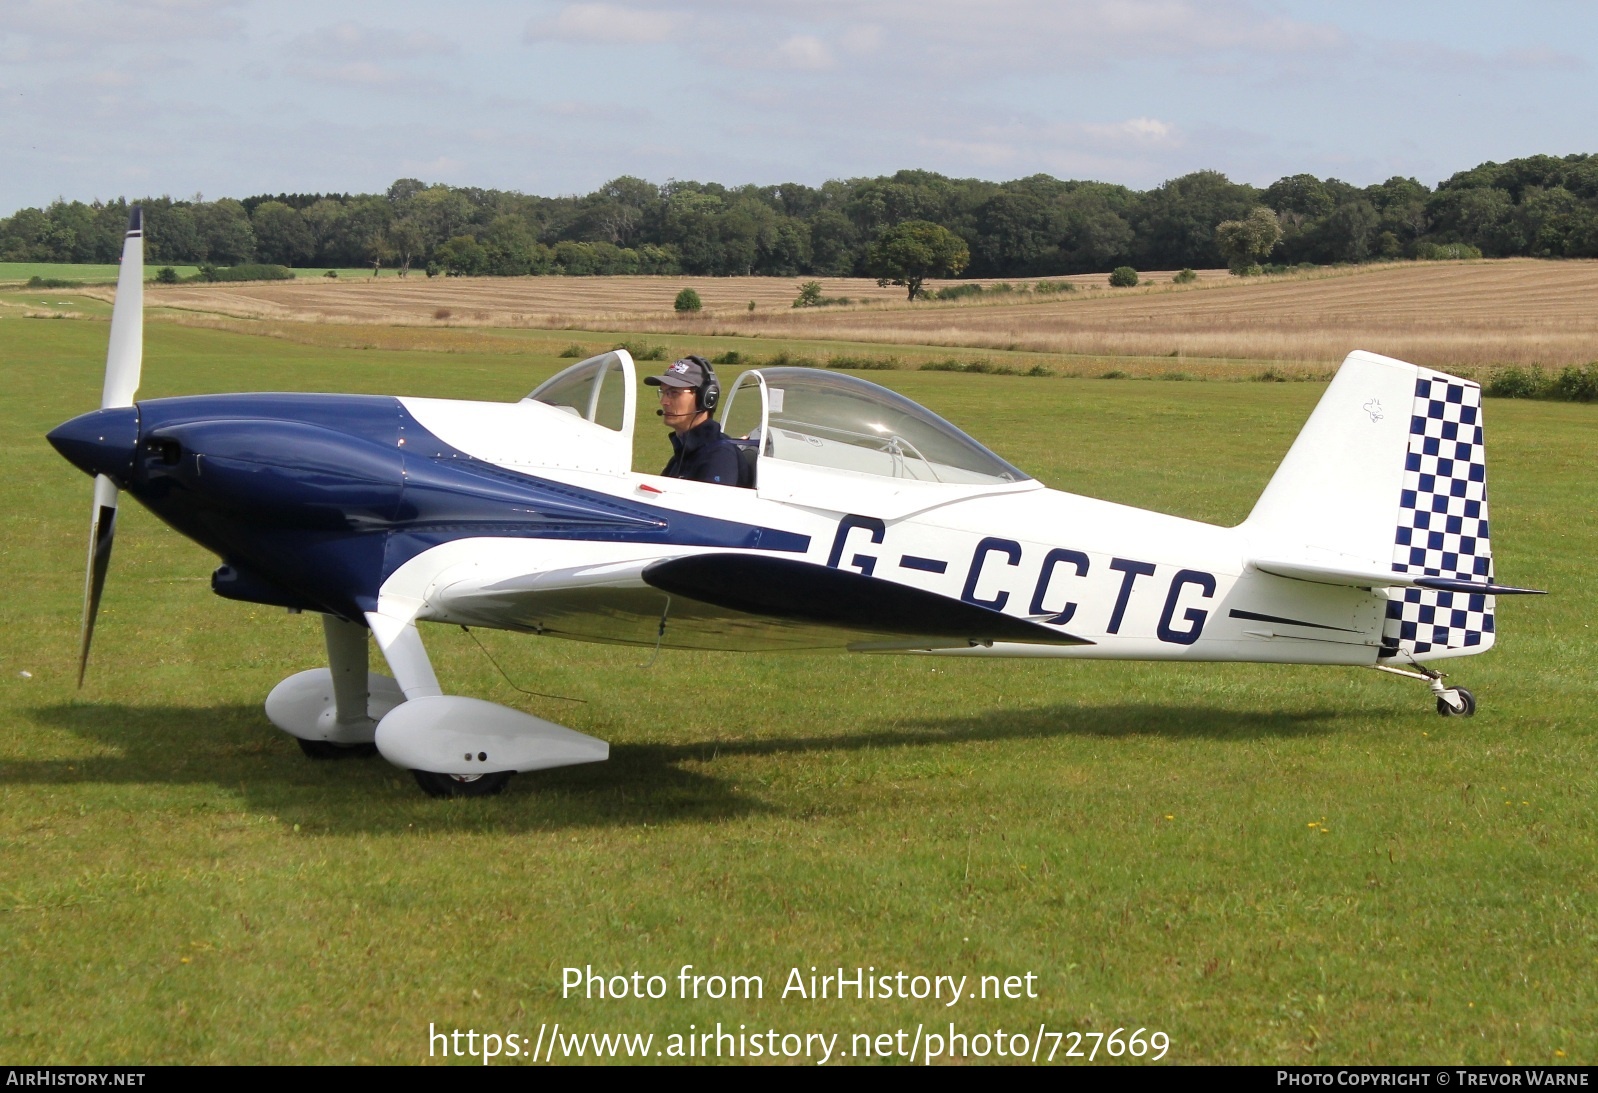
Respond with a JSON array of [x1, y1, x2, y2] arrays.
[[264, 613, 405, 756], [1372, 662, 1476, 717], [363, 608, 608, 799]]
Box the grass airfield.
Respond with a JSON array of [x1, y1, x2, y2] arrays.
[[0, 302, 1594, 1065]]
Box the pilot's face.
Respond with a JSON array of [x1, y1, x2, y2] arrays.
[[658, 384, 701, 433]]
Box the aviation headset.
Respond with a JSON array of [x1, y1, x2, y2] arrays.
[[653, 356, 720, 419], [683, 355, 720, 414]]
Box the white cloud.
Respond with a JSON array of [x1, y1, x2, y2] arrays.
[[0, 0, 245, 60], [1493, 45, 1585, 72], [401, 154, 466, 178], [290, 22, 456, 61], [774, 34, 832, 70], [1083, 117, 1178, 145], [317, 61, 407, 87], [528, 4, 683, 45], [840, 24, 881, 56]]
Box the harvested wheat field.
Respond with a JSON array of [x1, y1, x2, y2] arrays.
[[116, 259, 1598, 369], [134, 273, 961, 325], [722, 260, 1598, 369], [132, 270, 1216, 329]]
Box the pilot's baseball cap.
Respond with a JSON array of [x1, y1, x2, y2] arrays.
[[644, 356, 709, 389]]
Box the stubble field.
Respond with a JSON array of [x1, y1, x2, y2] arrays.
[[119, 257, 1598, 370], [0, 266, 1593, 1065]]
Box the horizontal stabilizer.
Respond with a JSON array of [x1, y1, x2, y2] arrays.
[[1253, 557, 1543, 596], [643, 554, 1091, 646]]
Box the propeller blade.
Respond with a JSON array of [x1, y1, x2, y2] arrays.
[[102, 206, 143, 409], [78, 474, 119, 687], [77, 205, 143, 685]]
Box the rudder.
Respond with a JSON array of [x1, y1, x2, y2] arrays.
[[1380, 368, 1495, 661], [1241, 350, 1497, 663]]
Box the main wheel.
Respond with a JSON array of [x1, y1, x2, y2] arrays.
[[297, 738, 379, 759], [1435, 687, 1477, 717], [411, 769, 514, 798]]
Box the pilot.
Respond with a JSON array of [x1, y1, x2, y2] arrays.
[[645, 355, 745, 487]]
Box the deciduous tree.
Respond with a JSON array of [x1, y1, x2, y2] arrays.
[[1214, 206, 1283, 274], [865, 219, 969, 300]]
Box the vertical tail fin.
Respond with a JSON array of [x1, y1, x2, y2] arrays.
[[1242, 350, 1496, 662]]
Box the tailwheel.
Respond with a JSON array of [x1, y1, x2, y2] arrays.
[[1435, 686, 1477, 718], [411, 769, 514, 798], [1372, 662, 1478, 718], [297, 738, 379, 759]]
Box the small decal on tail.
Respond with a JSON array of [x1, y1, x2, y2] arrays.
[[1380, 374, 1495, 657]]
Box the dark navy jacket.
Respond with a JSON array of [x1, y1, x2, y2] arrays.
[[662, 419, 744, 487]]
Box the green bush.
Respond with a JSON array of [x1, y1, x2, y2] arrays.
[[614, 341, 667, 361], [793, 280, 852, 307], [1100, 369, 1130, 379], [1033, 280, 1075, 294], [1550, 364, 1598, 402], [1172, 268, 1198, 284], [918, 358, 1022, 375], [1486, 367, 1546, 399], [155, 267, 179, 285], [200, 263, 293, 283], [1493, 364, 1598, 401], [26, 276, 80, 288], [932, 283, 985, 301], [711, 351, 743, 365], [324, 270, 338, 279], [827, 355, 900, 371], [1413, 242, 1484, 261], [673, 287, 702, 312], [557, 343, 590, 358], [762, 350, 819, 368], [1108, 266, 1139, 287]]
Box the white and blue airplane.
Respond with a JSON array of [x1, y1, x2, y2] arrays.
[[48, 209, 1543, 796]]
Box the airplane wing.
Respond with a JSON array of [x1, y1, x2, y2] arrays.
[[431, 552, 1091, 653]]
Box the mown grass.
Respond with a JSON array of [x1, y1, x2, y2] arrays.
[[0, 314, 1592, 1065]]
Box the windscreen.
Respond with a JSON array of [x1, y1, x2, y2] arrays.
[[757, 368, 1029, 485], [525, 352, 628, 432]]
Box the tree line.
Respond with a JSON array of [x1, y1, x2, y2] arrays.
[[3, 154, 1595, 279]]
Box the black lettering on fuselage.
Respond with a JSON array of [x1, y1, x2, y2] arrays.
[[825, 518, 1217, 645], [1106, 558, 1157, 633], [826, 515, 885, 575], [1029, 548, 1089, 624], [961, 537, 1023, 610], [1156, 568, 1216, 645]]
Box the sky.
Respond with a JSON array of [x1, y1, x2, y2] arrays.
[[3, 0, 1596, 211]]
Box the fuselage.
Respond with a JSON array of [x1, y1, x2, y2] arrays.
[[48, 388, 1389, 667]]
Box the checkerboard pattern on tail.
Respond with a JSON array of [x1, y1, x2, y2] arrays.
[[1379, 372, 1495, 658]]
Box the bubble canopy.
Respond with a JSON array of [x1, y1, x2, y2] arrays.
[[723, 367, 1030, 486]]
